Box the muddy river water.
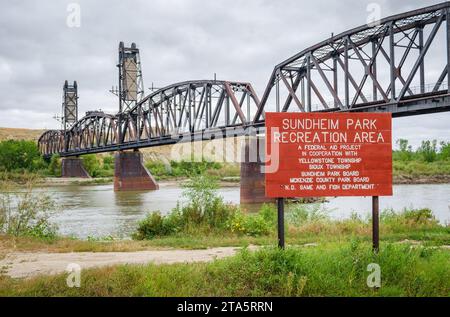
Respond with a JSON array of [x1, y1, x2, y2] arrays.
[[24, 183, 449, 239]]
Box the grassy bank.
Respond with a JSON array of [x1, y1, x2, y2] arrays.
[[2, 138, 450, 184], [1, 242, 449, 296], [1, 220, 448, 254], [392, 139, 450, 183], [1, 204, 448, 253], [1, 174, 449, 297], [1, 174, 449, 253]]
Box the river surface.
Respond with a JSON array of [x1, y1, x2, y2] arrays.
[[28, 183, 450, 238]]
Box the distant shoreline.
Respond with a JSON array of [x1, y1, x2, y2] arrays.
[[393, 174, 450, 185], [36, 175, 450, 187]]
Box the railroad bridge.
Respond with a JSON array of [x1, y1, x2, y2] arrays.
[[38, 2, 450, 202]]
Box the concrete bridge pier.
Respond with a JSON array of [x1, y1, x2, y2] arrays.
[[114, 150, 159, 191], [61, 157, 90, 178], [240, 136, 274, 205]]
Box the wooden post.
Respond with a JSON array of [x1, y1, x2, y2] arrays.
[[372, 196, 379, 252]]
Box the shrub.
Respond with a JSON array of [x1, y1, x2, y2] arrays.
[[0, 182, 58, 239], [182, 174, 218, 212], [144, 159, 222, 179], [132, 212, 176, 239], [381, 208, 438, 228], [97, 155, 115, 177], [417, 140, 438, 162], [259, 204, 278, 226], [0, 140, 44, 172], [393, 139, 413, 161], [133, 176, 239, 239], [227, 212, 272, 236], [48, 154, 61, 176], [439, 142, 450, 160], [133, 175, 278, 239], [287, 203, 330, 226], [171, 159, 222, 177], [102, 155, 115, 168], [82, 154, 100, 177]]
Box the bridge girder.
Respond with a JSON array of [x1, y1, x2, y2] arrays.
[[254, 1, 450, 121], [40, 80, 261, 157]]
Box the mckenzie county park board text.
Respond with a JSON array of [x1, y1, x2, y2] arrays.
[[265, 112, 392, 198]]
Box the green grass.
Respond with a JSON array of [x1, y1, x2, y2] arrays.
[[1, 213, 448, 253], [393, 160, 450, 177], [0, 242, 448, 296]]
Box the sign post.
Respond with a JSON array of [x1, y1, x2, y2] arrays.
[[265, 112, 392, 251], [372, 196, 379, 252], [277, 198, 285, 249]]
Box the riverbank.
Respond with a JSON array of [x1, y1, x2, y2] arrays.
[[0, 241, 448, 296], [35, 174, 450, 187], [1, 202, 449, 296], [393, 174, 450, 184], [36, 177, 242, 188], [1, 207, 449, 252]]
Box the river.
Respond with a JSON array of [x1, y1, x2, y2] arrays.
[[28, 183, 450, 239]]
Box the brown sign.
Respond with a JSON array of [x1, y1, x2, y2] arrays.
[[265, 112, 392, 198]]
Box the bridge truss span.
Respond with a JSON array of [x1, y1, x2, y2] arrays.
[[121, 80, 261, 143], [254, 1, 450, 121], [40, 80, 261, 157], [38, 2, 450, 158]]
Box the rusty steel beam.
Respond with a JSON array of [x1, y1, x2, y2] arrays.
[[254, 2, 450, 121]]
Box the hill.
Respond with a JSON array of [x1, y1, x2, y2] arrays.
[[0, 127, 45, 142]]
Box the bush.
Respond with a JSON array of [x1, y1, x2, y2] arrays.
[[227, 212, 272, 236], [392, 139, 450, 168], [182, 174, 219, 212], [393, 139, 413, 161], [133, 175, 237, 239], [259, 204, 278, 225], [439, 142, 450, 160], [132, 212, 176, 239], [0, 140, 44, 172], [417, 140, 438, 162], [102, 155, 115, 169], [81, 154, 100, 177], [0, 182, 58, 239], [133, 175, 277, 239], [226, 203, 277, 236], [287, 203, 330, 226], [145, 161, 171, 177], [145, 159, 222, 179], [48, 154, 61, 177], [381, 208, 438, 228], [171, 159, 222, 177]]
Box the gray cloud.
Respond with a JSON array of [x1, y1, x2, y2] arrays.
[[0, 0, 448, 148]]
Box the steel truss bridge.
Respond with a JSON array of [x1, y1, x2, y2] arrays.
[[39, 2, 450, 157]]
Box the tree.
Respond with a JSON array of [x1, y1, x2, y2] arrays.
[[394, 139, 413, 161], [439, 142, 450, 160], [82, 154, 100, 176], [48, 154, 61, 176], [0, 140, 42, 171], [417, 140, 438, 162]]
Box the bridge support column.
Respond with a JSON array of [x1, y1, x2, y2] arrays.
[[240, 136, 274, 205], [114, 150, 159, 191], [61, 157, 90, 178]]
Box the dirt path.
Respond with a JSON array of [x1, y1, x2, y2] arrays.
[[0, 246, 256, 279]]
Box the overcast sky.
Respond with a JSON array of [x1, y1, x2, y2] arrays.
[[0, 0, 449, 148]]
